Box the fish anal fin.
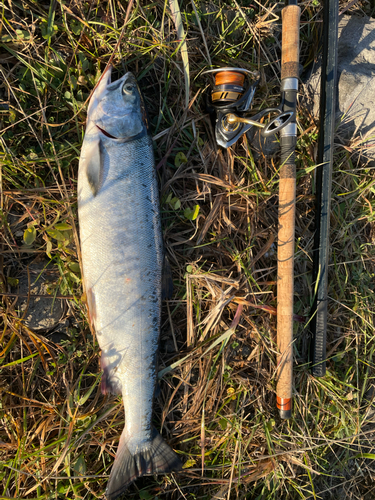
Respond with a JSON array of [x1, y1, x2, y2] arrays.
[[105, 427, 182, 500], [101, 355, 122, 395]]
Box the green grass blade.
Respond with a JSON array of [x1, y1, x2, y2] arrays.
[[168, 0, 190, 108]]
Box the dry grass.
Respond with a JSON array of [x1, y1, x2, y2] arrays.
[[1, 0, 375, 499]]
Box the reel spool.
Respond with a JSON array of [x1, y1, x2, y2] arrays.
[[204, 67, 255, 106], [211, 70, 245, 105]]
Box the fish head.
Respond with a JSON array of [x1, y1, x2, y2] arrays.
[[87, 68, 148, 141]]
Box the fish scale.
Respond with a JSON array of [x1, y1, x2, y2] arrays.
[[77, 68, 181, 499]]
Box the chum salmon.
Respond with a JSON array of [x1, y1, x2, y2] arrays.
[[77, 67, 181, 499]]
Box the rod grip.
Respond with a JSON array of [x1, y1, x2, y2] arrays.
[[276, 161, 296, 418], [281, 5, 301, 80]]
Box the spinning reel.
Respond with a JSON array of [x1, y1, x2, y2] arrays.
[[204, 67, 294, 149]]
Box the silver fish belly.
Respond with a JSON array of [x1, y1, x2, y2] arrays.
[[77, 68, 181, 500]]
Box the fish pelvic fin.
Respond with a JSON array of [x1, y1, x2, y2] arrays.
[[105, 427, 182, 500]]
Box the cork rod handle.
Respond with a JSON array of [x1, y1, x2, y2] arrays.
[[281, 5, 301, 80], [276, 171, 295, 418]]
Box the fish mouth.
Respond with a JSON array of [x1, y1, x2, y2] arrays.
[[96, 125, 117, 139], [106, 71, 136, 92]]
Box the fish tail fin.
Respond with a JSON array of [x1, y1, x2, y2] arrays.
[[105, 427, 182, 500]]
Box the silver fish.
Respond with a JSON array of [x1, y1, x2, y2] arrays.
[[78, 67, 181, 499]]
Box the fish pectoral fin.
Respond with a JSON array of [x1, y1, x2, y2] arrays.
[[105, 427, 182, 500], [82, 135, 102, 196]]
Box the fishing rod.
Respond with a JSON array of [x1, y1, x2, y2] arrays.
[[276, 0, 300, 420], [310, 0, 339, 377], [204, 0, 300, 420]]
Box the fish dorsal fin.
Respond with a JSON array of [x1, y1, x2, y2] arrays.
[[162, 255, 173, 300], [81, 134, 102, 196]]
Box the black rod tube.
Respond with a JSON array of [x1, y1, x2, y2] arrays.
[[310, 0, 339, 377]]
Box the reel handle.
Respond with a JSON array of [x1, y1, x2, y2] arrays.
[[261, 111, 294, 137]]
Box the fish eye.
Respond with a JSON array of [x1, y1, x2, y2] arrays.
[[123, 83, 136, 94]]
